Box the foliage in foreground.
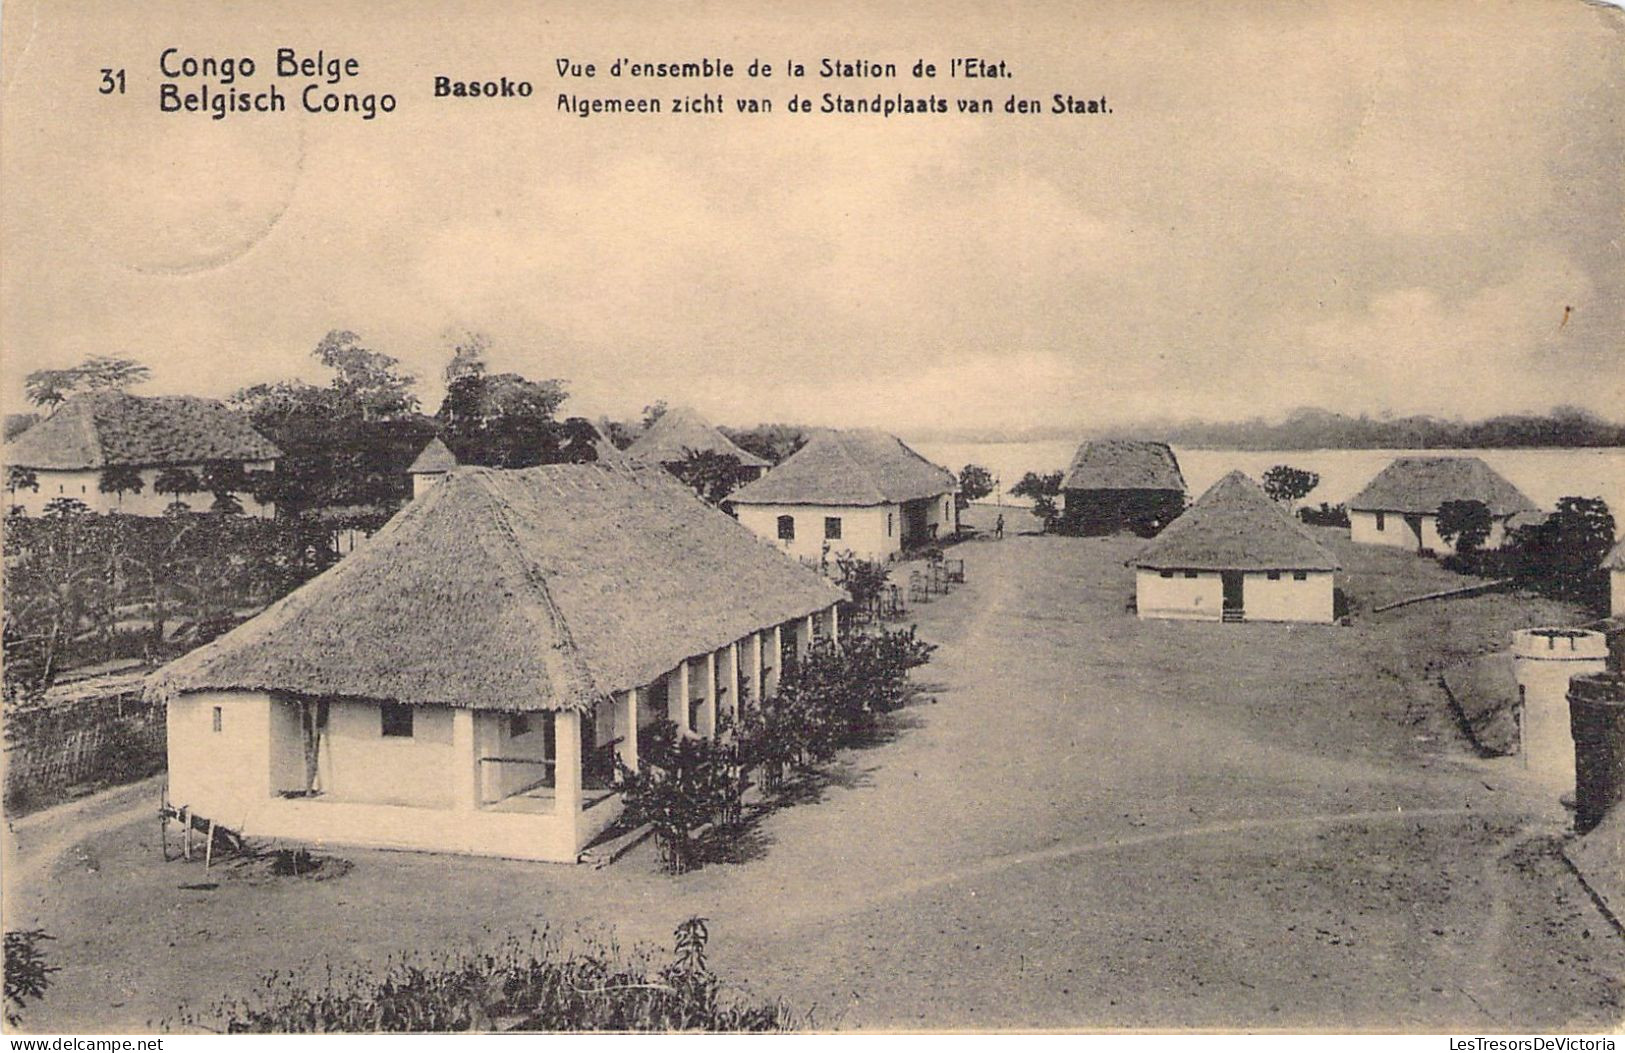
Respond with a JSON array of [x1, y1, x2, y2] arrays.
[[4, 929, 58, 1027], [175, 919, 797, 1033], [621, 627, 937, 873]]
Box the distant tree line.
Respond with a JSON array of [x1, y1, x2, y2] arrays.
[[1147, 406, 1625, 450]]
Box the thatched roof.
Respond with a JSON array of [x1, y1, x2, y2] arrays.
[[1129, 471, 1340, 571], [1348, 457, 1537, 516], [1063, 440, 1186, 493], [407, 437, 458, 474], [4, 392, 280, 470], [729, 429, 958, 506], [147, 463, 845, 712], [626, 406, 769, 468]]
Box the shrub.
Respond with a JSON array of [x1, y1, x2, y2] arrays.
[[618, 721, 739, 874], [4, 929, 58, 1027], [1437, 499, 1493, 555], [178, 920, 796, 1032], [1298, 502, 1350, 528]]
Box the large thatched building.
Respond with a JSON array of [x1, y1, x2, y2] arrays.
[[1347, 456, 1536, 554], [1060, 440, 1187, 536], [4, 392, 280, 516], [625, 406, 769, 479], [148, 463, 845, 863], [1129, 470, 1340, 624], [728, 429, 959, 562]]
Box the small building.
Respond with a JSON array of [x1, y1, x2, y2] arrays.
[[1060, 439, 1187, 536], [3, 392, 280, 516], [1347, 456, 1537, 554], [728, 429, 960, 562], [625, 406, 769, 480], [1129, 470, 1340, 624], [1608, 540, 1625, 619], [406, 437, 459, 498], [147, 463, 845, 864], [1511, 627, 1608, 786]]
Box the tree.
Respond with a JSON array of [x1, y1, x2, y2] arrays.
[[667, 450, 749, 505], [1436, 499, 1493, 555], [641, 401, 669, 432], [958, 464, 994, 510], [97, 465, 146, 509], [154, 467, 201, 510], [1507, 496, 1616, 608], [24, 356, 151, 408], [442, 330, 490, 385], [1010, 470, 1063, 532], [7, 467, 39, 497], [200, 460, 249, 497], [312, 330, 419, 421], [720, 424, 807, 466], [1262, 465, 1320, 508]]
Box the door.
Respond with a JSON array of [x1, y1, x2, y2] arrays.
[[903, 501, 929, 547], [1221, 571, 1244, 613]]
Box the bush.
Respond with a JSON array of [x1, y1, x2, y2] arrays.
[[1298, 502, 1350, 528], [176, 920, 796, 1032], [4, 929, 58, 1027], [618, 721, 740, 874]]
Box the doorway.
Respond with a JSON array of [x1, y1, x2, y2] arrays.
[[1221, 572, 1244, 619]]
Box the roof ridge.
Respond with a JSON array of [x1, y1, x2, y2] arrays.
[[467, 470, 603, 710]]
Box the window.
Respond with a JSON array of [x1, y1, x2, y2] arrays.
[[1267, 571, 1281, 581], [824, 516, 842, 540], [777, 514, 795, 540], [380, 703, 414, 738], [212, 707, 223, 733], [887, 513, 894, 537], [1159, 570, 1175, 579], [1375, 512, 1386, 531], [509, 713, 531, 737], [1292, 570, 1308, 581], [1184, 571, 1199, 579]]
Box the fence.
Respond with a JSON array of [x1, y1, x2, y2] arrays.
[[3, 672, 166, 815]]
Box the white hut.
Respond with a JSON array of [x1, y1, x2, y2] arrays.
[[1129, 471, 1340, 624], [1347, 456, 1537, 554], [728, 429, 959, 562], [148, 463, 845, 864], [406, 437, 459, 498]]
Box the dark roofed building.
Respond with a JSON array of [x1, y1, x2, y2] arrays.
[[1347, 456, 1537, 554], [1129, 470, 1340, 624], [4, 392, 280, 516], [728, 429, 960, 561], [149, 462, 845, 863], [1061, 439, 1188, 536]]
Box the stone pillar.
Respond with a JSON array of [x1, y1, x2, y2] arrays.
[[699, 650, 718, 738], [617, 689, 639, 772], [451, 708, 479, 811], [1513, 628, 1608, 786]]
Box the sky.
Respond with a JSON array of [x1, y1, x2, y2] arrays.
[[2, 0, 1622, 437]]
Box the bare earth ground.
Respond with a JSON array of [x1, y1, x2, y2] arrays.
[[5, 523, 1622, 1032]]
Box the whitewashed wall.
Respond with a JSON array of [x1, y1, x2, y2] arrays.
[[8, 461, 275, 517], [1135, 569, 1223, 620], [735, 502, 901, 562], [1241, 571, 1335, 623], [1350, 509, 1512, 553]]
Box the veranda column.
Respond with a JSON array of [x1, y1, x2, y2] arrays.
[[617, 689, 639, 772], [766, 625, 782, 696], [669, 663, 690, 731], [802, 614, 816, 655], [554, 709, 582, 820], [699, 651, 718, 738], [726, 642, 741, 720], [451, 708, 479, 811], [740, 632, 760, 708], [829, 604, 840, 649]]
